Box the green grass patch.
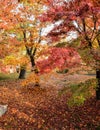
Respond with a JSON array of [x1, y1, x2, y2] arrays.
[[59, 78, 97, 107], [68, 78, 97, 106], [0, 73, 19, 80], [70, 79, 96, 93]]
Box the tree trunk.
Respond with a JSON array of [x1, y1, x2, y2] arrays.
[[18, 67, 26, 79], [30, 55, 35, 71], [29, 55, 40, 87], [96, 69, 100, 100]]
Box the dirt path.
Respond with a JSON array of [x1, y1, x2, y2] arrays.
[[40, 73, 96, 90]]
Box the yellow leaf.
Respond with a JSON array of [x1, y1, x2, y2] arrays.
[[92, 39, 99, 48]]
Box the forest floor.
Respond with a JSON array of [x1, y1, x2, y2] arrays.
[[0, 70, 100, 130]]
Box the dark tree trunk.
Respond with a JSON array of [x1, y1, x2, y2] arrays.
[[18, 68, 26, 79], [96, 69, 100, 100], [29, 55, 40, 87], [30, 55, 35, 70]]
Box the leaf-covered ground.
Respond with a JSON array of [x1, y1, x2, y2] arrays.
[[0, 72, 100, 130]]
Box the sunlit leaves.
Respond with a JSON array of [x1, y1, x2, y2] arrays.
[[40, 0, 100, 69], [92, 39, 99, 48], [4, 55, 18, 66], [21, 72, 39, 87], [19, 55, 29, 66], [37, 47, 81, 73]]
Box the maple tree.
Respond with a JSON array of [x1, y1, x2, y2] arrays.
[[37, 47, 81, 73], [9, 0, 46, 79], [0, 1, 100, 129], [0, 0, 45, 80], [40, 0, 100, 99], [0, 0, 49, 88], [0, 0, 20, 73]]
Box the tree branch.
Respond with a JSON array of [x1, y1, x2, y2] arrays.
[[82, 18, 92, 47]]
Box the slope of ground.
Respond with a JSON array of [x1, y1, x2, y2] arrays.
[[0, 72, 100, 130]]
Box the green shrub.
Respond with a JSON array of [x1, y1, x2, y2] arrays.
[[67, 78, 96, 106], [68, 94, 86, 106], [57, 69, 69, 74], [58, 78, 96, 107]]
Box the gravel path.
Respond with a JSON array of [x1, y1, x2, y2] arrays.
[[40, 73, 96, 89]]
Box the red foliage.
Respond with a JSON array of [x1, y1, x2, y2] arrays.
[[40, 0, 100, 44], [39, 0, 100, 66], [0, 0, 18, 29], [36, 47, 81, 73]]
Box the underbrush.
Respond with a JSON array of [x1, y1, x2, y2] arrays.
[[59, 78, 97, 106]]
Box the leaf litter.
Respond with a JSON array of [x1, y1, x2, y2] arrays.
[[0, 73, 99, 129]]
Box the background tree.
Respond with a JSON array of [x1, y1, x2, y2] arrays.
[[0, 0, 46, 79], [8, 0, 46, 79], [40, 0, 100, 99], [37, 47, 81, 73], [0, 0, 20, 73]]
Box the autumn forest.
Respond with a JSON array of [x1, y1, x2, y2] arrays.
[[0, 0, 100, 129]]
